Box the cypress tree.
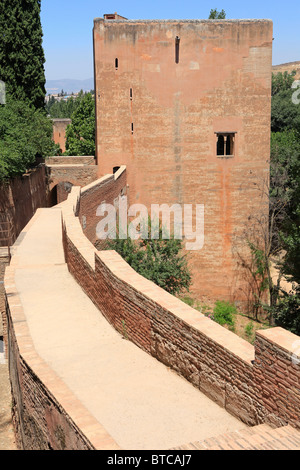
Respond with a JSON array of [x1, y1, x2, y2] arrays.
[[0, 0, 46, 109]]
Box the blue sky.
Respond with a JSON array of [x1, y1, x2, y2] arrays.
[[41, 0, 300, 80]]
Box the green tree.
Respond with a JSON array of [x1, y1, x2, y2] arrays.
[[270, 74, 300, 286], [0, 98, 55, 181], [208, 8, 226, 19], [271, 71, 300, 133], [65, 93, 95, 156], [273, 286, 300, 336], [46, 94, 81, 119], [272, 70, 296, 96], [265, 70, 300, 332], [0, 0, 46, 110], [98, 221, 192, 296]]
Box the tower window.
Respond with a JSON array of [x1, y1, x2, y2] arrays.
[[115, 58, 118, 69], [130, 88, 133, 100], [131, 123, 134, 134], [216, 133, 235, 157]]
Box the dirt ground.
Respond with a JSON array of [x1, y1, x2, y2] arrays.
[[0, 357, 17, 450]]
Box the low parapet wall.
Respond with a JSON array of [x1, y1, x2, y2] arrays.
[[61, 174, 300, 430], [0, 166, 47, 247], [4, 209, 120, 450], [78, 166, 127, 245], [46, 156, 96, 166]]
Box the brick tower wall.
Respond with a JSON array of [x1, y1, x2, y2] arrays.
[[93, 18, 273, 306]]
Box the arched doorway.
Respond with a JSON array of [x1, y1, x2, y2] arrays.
[[49, 182, 74, 206]]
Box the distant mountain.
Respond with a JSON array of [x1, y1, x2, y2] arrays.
[[272, 61, 300, 79], [45, 78, 94, 95]]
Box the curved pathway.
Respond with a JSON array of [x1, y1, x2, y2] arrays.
[[11, 207, 248, 450]]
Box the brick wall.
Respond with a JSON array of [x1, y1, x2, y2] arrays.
[[3, 176, 300, 450], [93, 18, 273, 307], [0, 248, 10, 349], [78, 166, 127, 245], [46, 156, 96, 166], [61, 185, 300, 430], [52, 119, 71, 154], [254, 329, 300, 429], [0, 166, 47, 247], [4, 216, 120, 450], [46, 164, 98, 205]]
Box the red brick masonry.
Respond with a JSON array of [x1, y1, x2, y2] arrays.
[[62, 170, 300, 431], [3, 167, 300, 449]]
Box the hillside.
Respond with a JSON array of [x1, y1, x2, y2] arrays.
[[272, 61, 300, 79], [45, 78, 94, 95]]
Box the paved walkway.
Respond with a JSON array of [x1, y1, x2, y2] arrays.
[[12, 208, 248, 450]]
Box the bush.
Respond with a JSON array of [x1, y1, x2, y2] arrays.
[[213, 300, 237, 329], [244, 321, 254, 339], [101, 222, 192, 296], [273, 286, 300, 335]]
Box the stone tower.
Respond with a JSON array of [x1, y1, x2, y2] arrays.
[[93, 15, 273, 306]]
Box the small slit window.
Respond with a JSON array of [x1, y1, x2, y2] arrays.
[[175, 36, 180, 64], [216, 133, 235, 157], [130, 88, 133, 100], [115, 58, 118, 69], [131, 123, 134, 134]]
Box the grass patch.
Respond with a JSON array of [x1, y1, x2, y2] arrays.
[[179, 295, 270, 343]]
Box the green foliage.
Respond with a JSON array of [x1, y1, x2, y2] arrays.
[[213, 301, 236, 328], [180, 295, 195, 307], [270, 130, 300, 201], [0, 0, 46, 109], [0, 98, 55, 181], [267, 70, 300, 333], [244, 321, 254, 339], [65, 93, 95, 156], [46, 93, 84, 119], [208, 8, 226, 19], [272, 71, 296, 96], [280, 209, 300, 284], [104, 222, 192, 296], [271, 72, 300, 134], [273, 286, 300, 335], [247, 241, 269, 294], [270, 81, 300, 286]]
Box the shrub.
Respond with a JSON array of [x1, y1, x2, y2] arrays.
[[273, 286, 300, 335], [102, 221, 192, 296], [245, 321, 254, 339], [213, 300, 237, 328]]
